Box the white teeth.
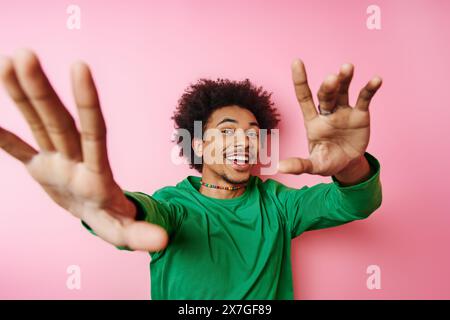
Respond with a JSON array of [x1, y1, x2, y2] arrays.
[[226, 155, 249, 162]]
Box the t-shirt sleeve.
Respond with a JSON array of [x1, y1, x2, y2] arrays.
[[80, 189, 183, 252], [277, 152, 382, 239]]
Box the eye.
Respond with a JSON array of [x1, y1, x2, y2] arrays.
[[221, 128, 235, 136], [246, 130, 259, 138]]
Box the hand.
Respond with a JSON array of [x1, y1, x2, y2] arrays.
[[0, 49, 168, 252], [278, 59, 382, 179]]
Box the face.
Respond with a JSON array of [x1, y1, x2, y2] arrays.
[[193, 105, 260, 184]]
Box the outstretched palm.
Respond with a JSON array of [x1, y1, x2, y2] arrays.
[[278, 59, 382, 176], [0, 49, 167, 252]]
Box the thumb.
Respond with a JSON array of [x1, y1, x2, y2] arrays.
[[123, 221, 169, 252], [277, 157, 313, 175]]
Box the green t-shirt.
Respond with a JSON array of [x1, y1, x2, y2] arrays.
[[82, 152, 382, 299]]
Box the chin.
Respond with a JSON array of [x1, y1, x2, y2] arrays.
[[224, 166, 252, 184]]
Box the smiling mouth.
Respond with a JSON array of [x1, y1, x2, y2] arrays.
[[225, 154, 249, 164], [224, 153, 251, 171]]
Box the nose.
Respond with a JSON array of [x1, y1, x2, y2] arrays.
[[234, 129, 249, 150]]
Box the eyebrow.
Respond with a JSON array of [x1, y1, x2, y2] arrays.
[[215, 118, 260, 127]]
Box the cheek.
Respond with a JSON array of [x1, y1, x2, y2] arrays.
[[249, 139, 259, 162], [202, 140, 226, 165]]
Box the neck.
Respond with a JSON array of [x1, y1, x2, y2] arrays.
[[199, 169, 248, 199], [199, 185, 246, 199]]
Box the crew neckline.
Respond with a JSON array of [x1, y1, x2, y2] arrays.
[[183, 175, 256, 204]]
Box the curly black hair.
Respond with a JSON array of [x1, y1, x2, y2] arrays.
[[171, 78, 280, 173]]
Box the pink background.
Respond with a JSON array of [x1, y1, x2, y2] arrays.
[[1, 0, 449, 299]]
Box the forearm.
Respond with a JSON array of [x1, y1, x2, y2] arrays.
[[286, 153, 382, 236], [330, 152, 382, 217]]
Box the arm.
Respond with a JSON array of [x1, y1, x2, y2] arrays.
[[275, 59, 383, 237], [280, 152, 381, 238]]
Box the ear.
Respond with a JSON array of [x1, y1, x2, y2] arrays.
[[192, 137, 203, 158]]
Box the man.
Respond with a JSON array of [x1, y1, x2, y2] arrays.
[[0, 49, 382, 299]]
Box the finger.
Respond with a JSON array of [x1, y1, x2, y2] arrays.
[[277, 157, 313, 175], [0, 55, 55, 151], [71, 61, 111, 174], [317, 74, 340, 113], [355, 76, 383, 111], [0, 125, 38, 163], [12, 49, 82, 160], [291, 59, 317, 121], [336, 63, 354, 106]]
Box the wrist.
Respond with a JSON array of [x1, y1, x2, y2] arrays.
[[122, 197, 138, 219], [334, 154, 372, 186], [106, 187, 138, 220]]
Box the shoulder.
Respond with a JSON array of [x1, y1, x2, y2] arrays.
[[152, 185, 180, 201], [254, 175, 297, 193], [253, 176, 288, 203], [253, 175, 311, 204], [151, 176, 196, 202]]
